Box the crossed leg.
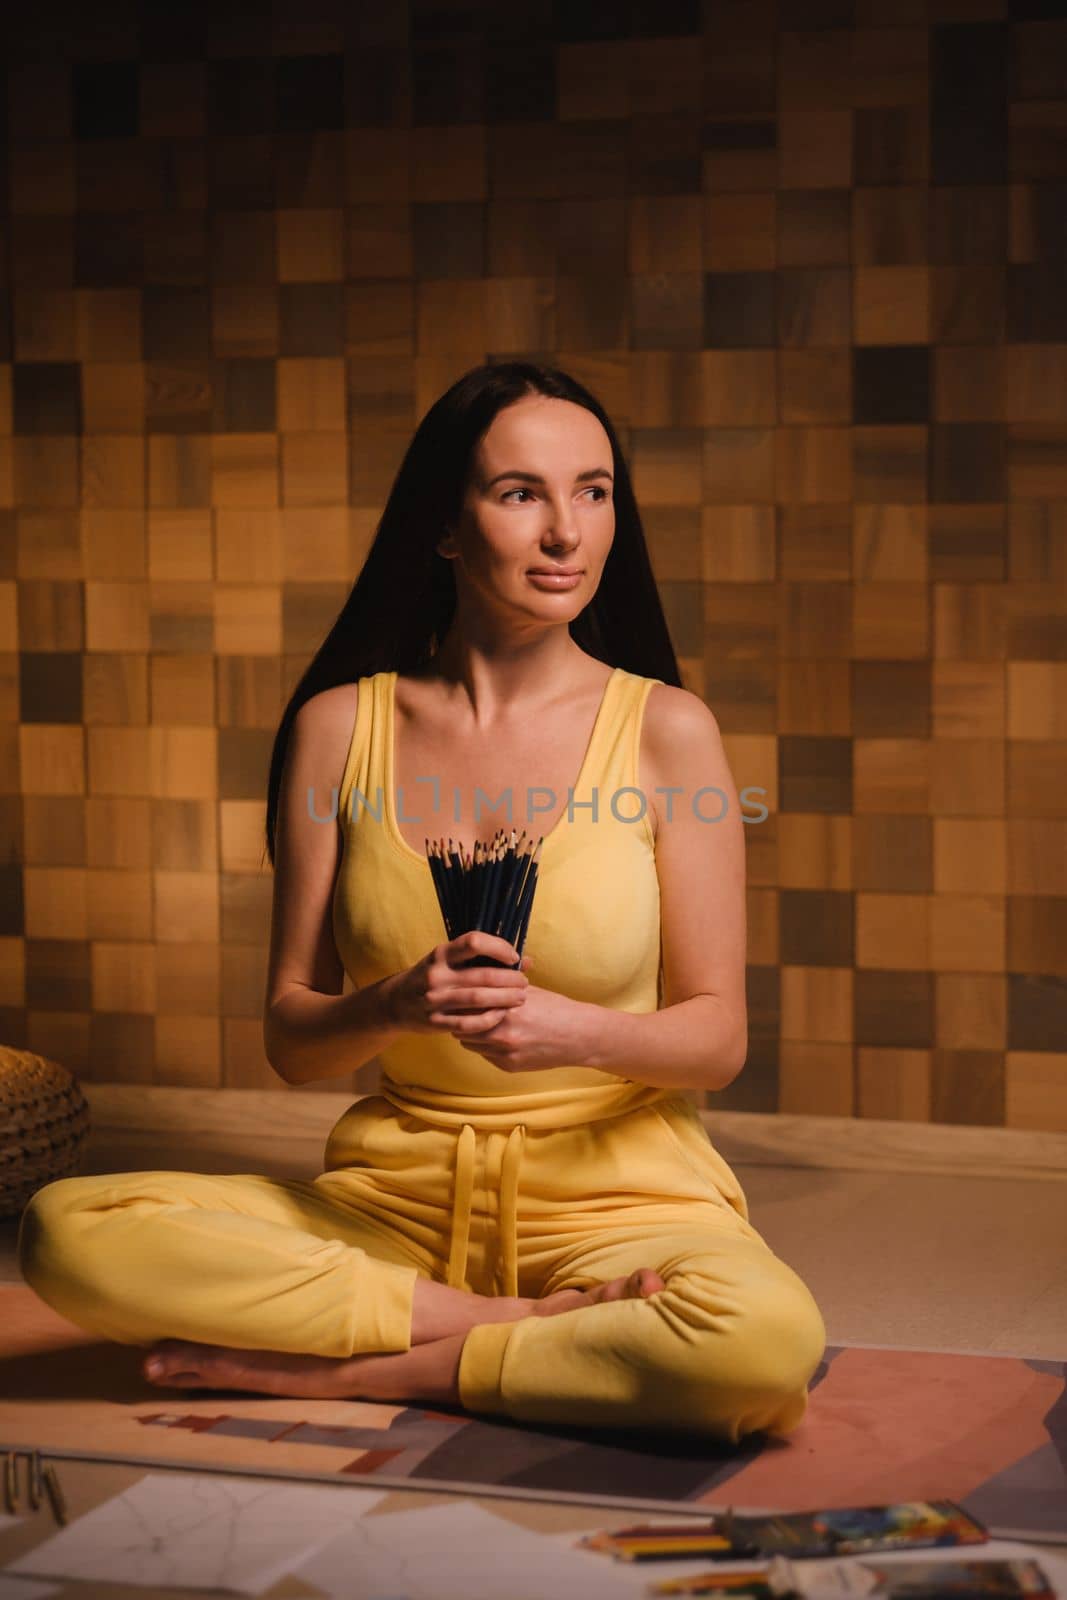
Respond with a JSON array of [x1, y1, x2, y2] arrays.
[[140, 1267, 668, 1400], [454, 1224, 828, 1441], [14, 1165, 668, 1404]]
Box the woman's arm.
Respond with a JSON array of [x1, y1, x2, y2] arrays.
[[263, 687, 404, 1086], [575, 685, 748, 1093]]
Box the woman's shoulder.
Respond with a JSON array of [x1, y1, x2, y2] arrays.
[[642, 680, 722, 745], [295, 682, 363, 798], [299, 680, 362, 729]]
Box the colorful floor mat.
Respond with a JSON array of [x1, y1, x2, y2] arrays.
[[1, 1285, 1063, 1542]]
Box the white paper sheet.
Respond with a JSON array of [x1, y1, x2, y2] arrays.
[[4, 1472, 388, 1596], [293, 1500, 738, 1599]]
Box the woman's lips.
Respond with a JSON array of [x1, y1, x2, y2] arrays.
[[527, 570, 583, 588]]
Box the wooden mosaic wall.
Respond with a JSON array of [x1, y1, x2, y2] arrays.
[[1, 2, 1064, 1130]]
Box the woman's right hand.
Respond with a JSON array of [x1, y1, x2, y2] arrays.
[[381, 931, 532, 1036]]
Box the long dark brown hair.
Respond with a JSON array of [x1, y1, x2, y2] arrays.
[[264, 361, 682, 868]]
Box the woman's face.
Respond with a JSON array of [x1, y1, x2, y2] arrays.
[[439, 395, 616, 626]]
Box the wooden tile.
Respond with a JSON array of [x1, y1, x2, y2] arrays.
[[853, 813, 933, 892], [933, 588, 1009, 660], [704, 192, 776, 271], [1007, 663, 1067, 739], [220, 938, 269, 1016], [0, 931, 25, 1005], [936, 973, 1006, 1048], [777, 812, 852, 889], [934, 818, 1007, 893], [704, 581, 778, 659], [776, 190, 851, 267], [1008, 973, 1067, 1052], [18, 1015, 80, 1075], [857, 891, 932, 969], [853, 186, 928, 266], [931, 1049, 1006, 1125], [853, 504, 928, 580], [853, 583, 930, 658], [930, 737, 1006, 815], [778, 350, 852, 425], [222, 1015, 276, 1090], [854, 266, 930, 344], [701, 350, 777, 425], [853, 106, 928, 183], [22, 796, 85, 869], [779, 111, 853, 189], [854, 738, 932, 813], [779, 734, 852, 813], [0, 876, 18, 952], [852, 426, 928, 503], [1009, 818, 1067, 896], [1004, 345, 1067, 425], [930, 423, 1007, 503], [19, 652, 82, 723], [25, 939, 91, 1015], [777, 504, 851, 578], [780, 888, 854, 966], [86, 1013, 154, 1084], [929, 186, 1009, 264], [778, 660, 851, 735], [702, 427, 776, 502], [20, 725, 85, 797], [855, 969, 934, 1048], [1007, 741, 1067, 817], [780, 580, 853, 657], [929, 505, 1006, 580], [701, 505, 776, 582], [853, 345, 930, 425], [156, 941, 220, 1016], [91, 940, 155, 1014], [155, 1014, 221, 1088], [852, 661, 930, 737], [746, 887, 780, 966], [857, 1047, 931, 1121], [704, 271, 776, 347], [1005, 1051, 1067, 1134], [930, 894, 1006, 972], [779, 1039, 855, 1116], [17, 580, 85, 655], [775, 426, 852, 503], [778, 268, 851, 347], [931, 265, 1005, 343], [781, 964, 853, 1042], [87, 871, 152, 942]]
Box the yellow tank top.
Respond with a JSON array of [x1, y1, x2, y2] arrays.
[[331, 665, 671, 1133]]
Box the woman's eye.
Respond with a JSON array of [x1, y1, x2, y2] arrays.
[[502, 487, 607, 503]]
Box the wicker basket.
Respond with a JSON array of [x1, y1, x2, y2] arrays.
[[0, 1046, 91, 1221]]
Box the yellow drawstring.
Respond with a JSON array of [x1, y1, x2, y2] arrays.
[[446, 1121, 527, 1297]]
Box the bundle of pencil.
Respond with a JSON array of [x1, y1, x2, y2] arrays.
[[425, 828, 542, 969]]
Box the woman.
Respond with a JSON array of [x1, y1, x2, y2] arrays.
[[18, 363, 826, 1441]]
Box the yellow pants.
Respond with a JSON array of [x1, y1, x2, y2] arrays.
[[16, 1094, 827, 1443]]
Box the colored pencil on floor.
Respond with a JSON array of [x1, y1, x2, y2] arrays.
[[3, 1451, 64, 1525]]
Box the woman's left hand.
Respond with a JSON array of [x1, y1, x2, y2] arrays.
[[446, 981, 593, 1073]]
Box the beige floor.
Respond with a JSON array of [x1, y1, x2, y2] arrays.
[[3, 1086, 1066, 1360]]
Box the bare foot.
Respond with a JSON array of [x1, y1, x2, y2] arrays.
[[530, 1266, 667, 1317], [141, 1339, 376, 1398], [140, 1267, 667, 1398]]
